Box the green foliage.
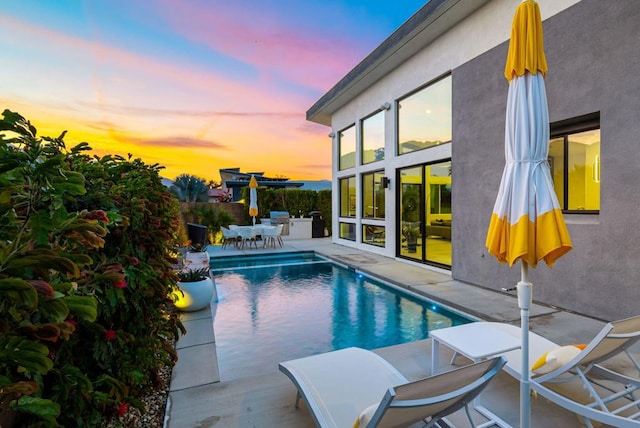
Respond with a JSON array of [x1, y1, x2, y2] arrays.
[[184, 204, 235, 243], [316, 190, 332, 236], [240, 187, 331, 231], [188, 242, 208, 252], [0, 110, 184, 426], [177, 267, 210, 282], [402, 184, 420, 222], [402, 224, 420, 240], [169, 174, 209, 203]]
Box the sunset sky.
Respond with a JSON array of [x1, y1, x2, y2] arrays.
[[1, 0, 426, 182]]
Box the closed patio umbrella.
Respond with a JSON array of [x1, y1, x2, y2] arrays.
[[248, 175, 259, 226], [485, 1, 572, 427]]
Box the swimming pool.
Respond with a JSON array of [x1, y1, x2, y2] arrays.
[[210, 253, 472, 380]]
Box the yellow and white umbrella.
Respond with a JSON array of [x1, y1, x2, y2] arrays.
[[485, 1, 572, 426], [248, 175, 259, 225]]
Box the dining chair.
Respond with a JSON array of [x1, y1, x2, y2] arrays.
[[236, 227, 258, 249]]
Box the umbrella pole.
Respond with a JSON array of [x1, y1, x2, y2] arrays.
[[517, 262, 532, 428]]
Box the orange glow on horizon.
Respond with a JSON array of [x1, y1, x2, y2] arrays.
[[12, 106, 331, 182]]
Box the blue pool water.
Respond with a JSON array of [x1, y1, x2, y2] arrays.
[[210, 253, 472, 380], [212, 251, 320, 270]]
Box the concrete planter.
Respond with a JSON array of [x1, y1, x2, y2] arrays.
[[174, 277, 215, 312], [184, 251, 210, 269]]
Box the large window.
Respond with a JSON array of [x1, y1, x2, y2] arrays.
[[362, 171, 385, 219], [362, 110, 385, 164], [339, 125, 356, 170], [549, 114, 600, 213], [398, 75, 452, 155], [339, 176, 356, 217]]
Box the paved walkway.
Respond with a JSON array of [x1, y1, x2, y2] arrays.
[[164, 238, 637, 427]]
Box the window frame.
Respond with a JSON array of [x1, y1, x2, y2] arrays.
[[339, 222, 356, 241], [550, 112, 600, 214], [338, 124, 356, 171], [361, 109, 385, 165], [361, 169, 385, 220], [362, 224, 385, 247], [397, 73, 452, 156], [339, 176, 356, 218]]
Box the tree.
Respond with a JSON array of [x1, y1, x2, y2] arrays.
[[170, 174, 209, 202]]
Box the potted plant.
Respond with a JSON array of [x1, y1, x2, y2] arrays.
[[177, 240, 210, 270], [174, 267, 216, 312], [403, 225, 420, 253]]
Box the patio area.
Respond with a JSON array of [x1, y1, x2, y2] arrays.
[[165, 238, 639, 427]]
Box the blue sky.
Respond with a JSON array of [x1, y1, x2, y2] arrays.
[[0, 0, 427, 181]]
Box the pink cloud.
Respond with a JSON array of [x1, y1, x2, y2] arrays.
[[0, 15, 314, 115], [158, 1, 365, 92]]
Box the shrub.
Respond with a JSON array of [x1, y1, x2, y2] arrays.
[[240, 187, 326, 223], [0, 110, 184, 426], [184, 204, 235, 244], [317, 190, 332, 236]]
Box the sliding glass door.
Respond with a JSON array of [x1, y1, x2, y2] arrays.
[[399, 167, 422, 261], [398, 160, 451, 267]]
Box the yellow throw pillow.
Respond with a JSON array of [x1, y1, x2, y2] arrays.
[[353, 403, 378, 428], [531, 344, 587, 375]]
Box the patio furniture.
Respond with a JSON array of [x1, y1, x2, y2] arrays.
[[487, 319, 640, 427], [431, 323, 521, 374], [431, 322, 520, 427], [279, 347, 506, 428], [263, 224, 283, 248], [221, 226, 240, 249], [236, 227, 258, 249], [261, 225, 276, 248]]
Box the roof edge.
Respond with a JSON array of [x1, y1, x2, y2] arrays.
[[306, 0, 488, 126]]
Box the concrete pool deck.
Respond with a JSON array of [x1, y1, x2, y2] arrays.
[[165, 237, 638, 427]]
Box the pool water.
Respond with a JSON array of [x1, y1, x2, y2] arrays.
[[210, 255, 471, 380], [212, 251, 321, 270]]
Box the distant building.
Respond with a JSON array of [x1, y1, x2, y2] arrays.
[[219, 168, 304, 202], [208, 188, 232, 203]]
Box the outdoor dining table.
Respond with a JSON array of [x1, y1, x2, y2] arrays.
[[232, 225, 277, 249], [233, 225, 275, 236]]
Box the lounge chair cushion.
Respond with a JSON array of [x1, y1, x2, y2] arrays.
[[531, 344, 586, 374], [353, 403, 377, 428]]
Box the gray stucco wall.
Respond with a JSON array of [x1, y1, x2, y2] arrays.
[[452, 0, 640, 321]]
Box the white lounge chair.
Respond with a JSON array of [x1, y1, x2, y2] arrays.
[[490, 316, 640, 427], [279, 347, 506, 428]]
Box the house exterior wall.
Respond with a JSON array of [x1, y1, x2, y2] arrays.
[[454, 0, 640, 320], [325, 0, 639, 320], [331, 0, 581, 258]]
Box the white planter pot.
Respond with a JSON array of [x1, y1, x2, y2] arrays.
[[185, 251, 210, 269], [174, 277, 215, 312]]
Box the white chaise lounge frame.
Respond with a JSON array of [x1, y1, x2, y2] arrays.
[[491, 316, 640, 428], [279, 347, 506, 428]]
